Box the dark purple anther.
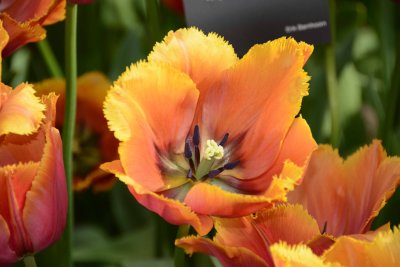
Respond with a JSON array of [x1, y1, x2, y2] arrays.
[[219, 133, 229, 146], [193, 125, 200, 146], [224, 161, 240, 170], [184, 140, 192, 159]]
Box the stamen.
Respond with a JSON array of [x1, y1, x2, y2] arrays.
[[193, 125, 200, 166], [184, 140, 192, 159], [193, 125, 200, 146], [224, 160, 240, 170], [219, 133, 229, 146], [187, 169, 193, 178], [204, 140, 224, 160], [208, 167, 224, 178]]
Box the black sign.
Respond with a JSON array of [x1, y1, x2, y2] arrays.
[[184, 0, 331, 56]]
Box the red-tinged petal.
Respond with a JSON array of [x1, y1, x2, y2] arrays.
[[226, 118, 315, 194], [2, 0, 63, 23], [271, 242, 341, 267], [0, 13, 46, 57], [212, 205, 320, 264], [199, 38, 313, 179], [103, 162, 213, 235], [23, 126, 67, 252], [288, 141, 400, 237], [307, 235, 336, 256], [184, 182, 274, 217], [0, 216, 17, 265], [176, 236, 268, 267], [245, 204, 320, 245], [0, 164, 36, 256], [0, 83, 45, 136], [323, 227, 400, 267], [148, 27, 238, 94]]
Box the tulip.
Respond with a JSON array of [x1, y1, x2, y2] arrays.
[[34, 72, 118, 192], [0, 24, 67, 265], [102, 28, 317, 235]]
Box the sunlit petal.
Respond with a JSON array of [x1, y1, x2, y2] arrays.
[[0, 83, 45, 136], [323, 226, 400, 267]]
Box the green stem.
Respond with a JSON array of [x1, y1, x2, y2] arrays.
[[325, 0, 340, 147], [382, 40, 400, 151], [23, 256, 37, 267], [61, 3, 78, 267], [37, 40, 63, 78], [145, 0, 160, 52], [174, 225, 190, 267]]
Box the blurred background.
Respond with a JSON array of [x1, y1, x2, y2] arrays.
[[3, 0, 400, 266]]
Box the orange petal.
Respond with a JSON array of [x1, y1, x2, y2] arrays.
[[323, 226, 400, 267], [76, 72, 111, 134], [23, 126, 67, 252], [0, 215, 17, 264], [288, 141, 400, 237], [0, 83, 45, 136], [148, 27, 238, 93], [212, 205, 320, 264], [104, 61, 198, 148], [40, 0, 66, 26], [184, 182, 275, 217], [198, 37, 313, 179], [104, 62, 199, 191], [271, 242, 340, 267], [262, 117, 317, 185], [0, 13, 46, 57], [127, 184, 213, 236], [176, 236, 269, 267]]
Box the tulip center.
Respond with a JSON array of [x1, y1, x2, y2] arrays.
[[184, 125, 239, 181]]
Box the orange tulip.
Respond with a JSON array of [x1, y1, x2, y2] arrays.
[[176, 140, 400, 265], [0, 0, 66, 57], [288, 140, 400, 238], [34, 72, 118, 192], [0, 84, 67, 265], [176, 205, 338, 267], [102, 28, 317, 235]]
